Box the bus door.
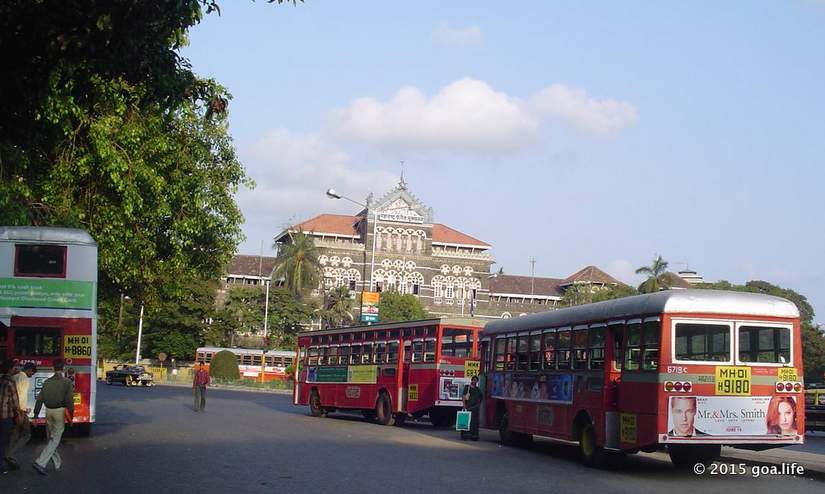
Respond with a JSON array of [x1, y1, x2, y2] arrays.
[[603, 321, 625, 448]]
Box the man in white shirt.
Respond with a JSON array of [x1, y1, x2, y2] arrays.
[[4, 362, 36, 470]]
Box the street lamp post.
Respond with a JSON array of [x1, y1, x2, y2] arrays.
[[326, 188, 377, 291], [135, 302, 144, 365]]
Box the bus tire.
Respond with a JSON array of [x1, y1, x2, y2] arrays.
[[309, 391, 324, 417], [106, 377, 112, 385], [578, 422, 605, 467], [375, 393, 395, 426], [499, 413, 531, 446]]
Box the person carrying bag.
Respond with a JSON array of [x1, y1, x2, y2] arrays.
[[460, 375, 483, 441]]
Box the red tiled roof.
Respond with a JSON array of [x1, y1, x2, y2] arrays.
[[281, 214, 491, 247], [227, 255, 278, 277], [431, 224, 490, 248], [489, 275, 565, 297], [561, 266, 622, 286], [292, 214, 361, 237]]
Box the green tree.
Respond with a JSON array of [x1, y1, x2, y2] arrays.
[[273, 232, 321, 297], [321, 286, 354, 328], [209, 350, 240, 381], [635, 255, 670, 293], [376, 292, 427, 323]]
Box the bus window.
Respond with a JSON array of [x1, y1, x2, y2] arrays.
[[14, 244, 67, 278], [339, 345, 350, 365], [624, 323, 641, 370], [505, 336, 516, 371], [265, 355, 274, 366], [589, 327, 606, 370], [642, 321, 660, 370], [542, 331, 557, 369], [572, 329, 588, 370], [517, 335, 529, 371], [674, 322, 731, 362], [251, 354, 262, 366], [557, 330, 571, 369], [375, 342, 387, 363], [738, 325, 791, 364], [403, 340, 412, 363], [424, 339, 436, 362], [388, 341, 399, 364], [329, 347, 340, 366], [14, 328, 61, 357], [308, 347, 319, 366], [494, 337, 506, 370], [361, 343, 373, 364], [612, 326, 623, 371], [441, 328, 473, 357], [529, 334, 541, 371], [350, 344, 361, 364], [412, 340, 424, 363]]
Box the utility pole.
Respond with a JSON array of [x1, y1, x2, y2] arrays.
[[530, 257, 536, 296]]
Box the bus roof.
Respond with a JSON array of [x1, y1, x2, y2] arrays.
[[297, 317, 485, 337], [0, 226, 96, 246], [483, 289, 800, 336]]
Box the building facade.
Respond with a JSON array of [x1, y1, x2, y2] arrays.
[[273, 180, 625, 324]]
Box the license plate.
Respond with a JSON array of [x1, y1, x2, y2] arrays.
[[715, 366, 751, 395]]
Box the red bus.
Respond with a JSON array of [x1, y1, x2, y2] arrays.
[[480, 289, 803, 467], [294, 318, 483, 426], [196, 347, 295, 381], [0, 227, 98, 436]]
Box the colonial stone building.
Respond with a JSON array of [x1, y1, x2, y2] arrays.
[[272, 180, 625, 324]]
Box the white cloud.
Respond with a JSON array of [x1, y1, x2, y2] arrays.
[[432, 23, 483, 48], [532, 84, 638, 134], [327, 79, 638, 154], [328, 78, 539, 153], [238, 129, 397, 233]]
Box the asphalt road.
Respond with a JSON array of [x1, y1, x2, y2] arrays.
[[3, 384, 823, 493]]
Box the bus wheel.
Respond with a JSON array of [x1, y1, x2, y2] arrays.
[[309, 391, 324, 417], [499, 413, 532, 446], [106, 377, 112, 385], [375, 393, 395, 426], [578, 423, 605, 467]]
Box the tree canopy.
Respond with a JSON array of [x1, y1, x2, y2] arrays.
[[635, 255, 670, 293], [273, 232, 321, 298], [376, 292, 427, 323]]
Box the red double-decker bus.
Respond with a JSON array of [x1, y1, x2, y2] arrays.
[[480, 289, 803, 467], [294, 318, 483, 426]]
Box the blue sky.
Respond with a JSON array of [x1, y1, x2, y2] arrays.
[[183, 1, 825, 323]]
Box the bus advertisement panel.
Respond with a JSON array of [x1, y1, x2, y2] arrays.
[[480, 290, 803, 468], [0, 227, 98, 436]]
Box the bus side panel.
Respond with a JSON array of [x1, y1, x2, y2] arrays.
[[406, 366, 438, 415]]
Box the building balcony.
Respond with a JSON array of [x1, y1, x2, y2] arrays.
[[431, 247, 493, 261]]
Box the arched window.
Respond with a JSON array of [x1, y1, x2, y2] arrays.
[[432, 275, 443, 303]]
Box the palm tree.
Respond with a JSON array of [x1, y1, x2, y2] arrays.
[[323, 286, 354, 328], [635, 255, 670, 293], [273, 231, 321, 298]]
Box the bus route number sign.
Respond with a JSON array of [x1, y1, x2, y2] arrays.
[[715, 366, 751, 396], [464, 361, 480, 378], [64, 335, 92, 359]]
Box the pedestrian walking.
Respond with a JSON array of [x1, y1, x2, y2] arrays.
[[193, 363, 211, 412], [32, 359, 73, 475], [461, 375, 483, 441], [0, 361, 22, 476], [5, 362, 37, 470]]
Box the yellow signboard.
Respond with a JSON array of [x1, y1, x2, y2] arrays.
[[73, 393, 82, 406], [620, 413, 637, 443], [64, 335, 92, 359], [715, 366, 751, 395], [464, 360, 480, 378], [408, 384, 419, 401], [347, 365, 377, 384], [777, 368, 798, 381], [362, 291, 380, 304]]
